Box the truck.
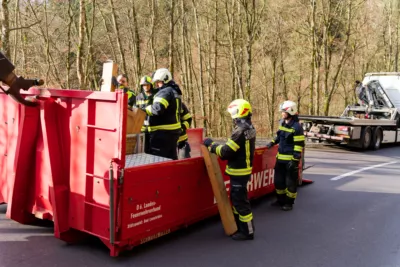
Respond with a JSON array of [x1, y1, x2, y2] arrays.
[[300, 72, 400, 150]]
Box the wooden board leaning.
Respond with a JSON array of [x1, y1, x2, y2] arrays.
[[201, 145, 237, 236]]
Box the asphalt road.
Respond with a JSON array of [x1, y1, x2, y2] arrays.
[[1, 145, 400, 267]]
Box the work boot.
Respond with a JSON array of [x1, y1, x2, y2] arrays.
[[270, 200, 283, 207], [281, 204, 293, 211], [231, 231, 254, 241]]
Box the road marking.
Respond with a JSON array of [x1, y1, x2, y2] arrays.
[[330, 161, 398, 181]]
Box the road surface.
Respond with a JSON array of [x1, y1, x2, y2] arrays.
[[1, 145, 400, 267]]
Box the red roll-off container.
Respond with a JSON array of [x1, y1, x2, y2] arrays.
[[0, 89, 303, 256]]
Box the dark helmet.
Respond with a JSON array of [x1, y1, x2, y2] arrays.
[[140, 75, 153, 86]]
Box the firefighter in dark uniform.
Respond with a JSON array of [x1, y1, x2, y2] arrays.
[[145, 68, 182, 160], [178, 102, 192, 159], [134, 75, 157, 154], [267, 100, 305, 211], [203, 99, 256, 241], [117, 74, 136, 108]]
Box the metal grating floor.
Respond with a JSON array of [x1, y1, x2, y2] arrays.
[[125, 153, 173, 168]]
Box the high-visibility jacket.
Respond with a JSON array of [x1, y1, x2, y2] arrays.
[[271, 117, 305, 162], [134, 89, 158, 133], [121, 86, 136, 108], [210, 120, 256, 176], [145, 82, 182, 134], [178, 102, 192, 143]]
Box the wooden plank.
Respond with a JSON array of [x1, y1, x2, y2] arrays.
[[126, 108, 146, 155], [127, 108, 146, 134], [100, 60, 118, 92], [201, 145, 237, 236]]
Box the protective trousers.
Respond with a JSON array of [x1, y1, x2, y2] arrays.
[[149, 131, 180, 160], [144, 132, 151, 154], [230, 175, 254, 236], [178, 142, 191, 159], [274, 161, 298, 205]]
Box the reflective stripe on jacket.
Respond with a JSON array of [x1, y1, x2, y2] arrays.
[[210, 120, 256, 176]]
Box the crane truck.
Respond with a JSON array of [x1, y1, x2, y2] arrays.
[[300, 72, 400, 150]]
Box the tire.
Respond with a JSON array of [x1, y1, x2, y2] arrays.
[[370, 127, 383, 150], [360, 126, 372, 150]]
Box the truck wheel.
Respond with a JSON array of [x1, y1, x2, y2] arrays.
[[361, 126, 372, 150], [370, 127, 382, 150]]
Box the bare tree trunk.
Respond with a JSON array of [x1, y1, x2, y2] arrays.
[[180, 0, 189, 96], [212, 0, 218, 135], [237, 3, 244, 99], [99, 8, 117, 60], [109, 0, 127, 74], [270, 56, 277, 136], [19, 5, 28, 75], [297, 59, 303, 113], [192, 0, 206, 129], [315, 56, 321, 115], [186, 37, 197, 128], [352, 44, 357, 103], [226, 0, 243, 99], [309, 0, 316, 115], [168, 0, 175, 74], [226, 0, 236, 100], [27, 0, 63, 87], [279, 24, 288, 100], [77, 0, 86, 89], [323, 0, 352, 116], [131, 0, 141, 81], [66, 0, 74, 88], [84, 0, 96, 90], [388, 0, 393, 71], [395, 0, 399, 72], [205, 4, 212, 132], [12, 0, 20, 63], [43, 0, 51, 85], [241, 0, 265, 101], [322, 1, 332, 116], [149, 0, 157, 70], [1, 0, 11, 59]]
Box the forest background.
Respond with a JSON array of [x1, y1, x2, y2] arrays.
[[0, 0, 398, 137]]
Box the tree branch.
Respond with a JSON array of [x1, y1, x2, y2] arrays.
[[8, 20, 41, 32]]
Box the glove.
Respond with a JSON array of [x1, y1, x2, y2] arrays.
[[141, 105, 150, 113], [266, 142, 273, 149], [111, 76, 119, 87], [203, 138, 214, 147], [178, 141, 186, 150]]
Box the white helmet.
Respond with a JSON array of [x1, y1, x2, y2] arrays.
[[279, 100, 298, 116], [152, 68, 172, 84]]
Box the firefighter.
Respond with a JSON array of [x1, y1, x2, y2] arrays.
[[203, 99, 256, 241], [355, 80, 366, 106], [178, 102, 192, 159], [117, 74, 136, 108], [145, 68, 182, 160], [134, 75, 157, 154], [266, 100, 305, 211]]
